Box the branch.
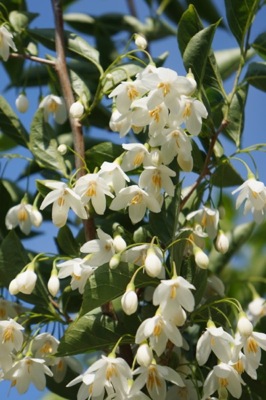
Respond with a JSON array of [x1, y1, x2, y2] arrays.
[[179, 119, 229, 211], [10, 52, 56, 66], [51, 0, 95, 241]]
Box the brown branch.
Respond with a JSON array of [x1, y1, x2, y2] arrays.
[[10, 52, 56, 66], [51, 0, 95, 241], [179, 119, 229, 211]]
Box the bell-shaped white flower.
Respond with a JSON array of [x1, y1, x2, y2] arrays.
[[144, 247, 163, 278], [4, 357, 53, 394], [247, 297, 266, 325], [47, 270, 60, 297], [31, 333, 59, 365], [109, 79, 147, 114], [39, 94, 67, 124], [109, 108, 133, 137], [9, 268, 37, 295], [0, 25, 17, 61], [193, 246, 209, 269], [99, 161, 130, 195], [15, 93, 29, 113], [52, 355, 82, 384], [0, 319, 24, 352], [136, 343, 153, 367], [110, 185, 161, 224], [57, 257, 96, 294], [80, 228, 116, 267], [176, 95, 208, 136], [40, 181, 87, 228], [121, 287, 138, 315], [5, 203, 43, 235], [74, 172, 114, 215], [215, 230, 229, 254], [187, 206, 219, 240], [121, 143, 150, 172], [139, 164, 176, 197]]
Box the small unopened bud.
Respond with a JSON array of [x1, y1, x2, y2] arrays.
[[113, 235, 126, 252], [136, 343, 153, 367], [134, 33, 147, 50], [144, 247, 163, 278], [237, 314, 253, 337], [121, 287, 138, 315], [215, 230, 229, 254], [57, 144, 67, 155], [193, 246, 209, 269], [177, 153, 193, 172], [109, 254, 120, 270], [69, 101, 84, 119], [16, 94, 29, 113], [48, 270, 60, 297], [9, 278, 19, 295]]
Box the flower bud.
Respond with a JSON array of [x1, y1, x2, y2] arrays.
[[215, 230, 229, 254], [144, 247, 163, 278], [136, 343, 153, 367], [177, 153, 193, 172], [193, 246, 209, 269], [69, 101, 84, 119], [9, 278, 20, 295], [48, 271, 60, 297], [237, 314, 253, 337], [113, 235, 127, 252], [121, 288, 138, 315], [16, 94, 29, 113], [57, 144, 67, 155], [109, 254, 120, 270], [134, 33, 147, 50]]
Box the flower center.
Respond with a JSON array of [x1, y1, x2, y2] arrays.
[[170, 284, 178, 299], [133, 152, 145, 167], [183, 102, 192, 118], [147, 365, 161, 391], [152, 171, 162, 189], [153, 318, 163, 336], [86, 181, 97, 197], [149, 106, 161, 123], [219, 377, 228, 388], [40, 341, 54, 355], [47, 99, 58, 113], [3, 326, 15, 343], [57, 196, 65, 207], [157, 82, 171, 96], [18, 207, 28, 222], [106, 364, 118, 380], [233, 359, 245, 374], [131, 193, 143, 205], [127, 85, 139, 100], [246, 336, 259, 353]]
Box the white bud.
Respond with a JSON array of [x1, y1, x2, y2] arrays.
[[237, 315, 253, 337], [134, 33, 147, 50], [177, 153, 193, 172], [215, 230, 229, 254], [15, 94, 29, 113], [31, 208, 43, 228], [144, 248, 163, 278], [193, 246, 209, 269], [113, 235, 127, 252], [136, 343, 153, 367], [121, 289, 138, 315], [69, 101, 84, 119], [48, 273, 60, 297], [109, 254, 120, 270], [57, 144, 67, 155], [9, 278, 20, 295]]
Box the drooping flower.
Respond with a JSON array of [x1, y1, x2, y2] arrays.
[[0, 318, 24, 352], [139, 164, 176, 197], [5, 203, 43, 235], [109, 79, 147, 114], [57, 257, 96, 294], [99, 161, 130, 195], [30, 333, 59, 365], [40, 181, 87, 228], [121, 143, 150, 172], [186, 206, 219, 240], [9, 268, 37, 295], [121, 287, 138, 315], [175, 95, 208, 136], [134, 33, 148, 50], [0, 25, 17, 61], [39, 94, 67, 124], [247, 297, 266, 325]]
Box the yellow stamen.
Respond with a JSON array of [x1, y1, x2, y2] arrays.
[[40, 341, 54, 354], [149, 107, 161, 123], [131, 193, 143, 205], [106, 364, 118, 380], [86, 181, 97, 197], [170, 284, 178, 299], [127, 85, 139, 100], [153, 319, 163, 336], [182, 102, 191, 118], [157, 82, 170, 96], [233, 360, 245, 374], [47, 99, 58, 113], [18, 207, 28, 222], [3, 326, 14, 344], [147, 365, 162, 391], [219, 377, 228, 387], [57, 197, 65, 207], [246, 337, 259, 353], [152, 172, 162, 189], [133, 152, 144, 167]]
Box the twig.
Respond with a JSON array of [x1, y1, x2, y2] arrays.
[[10, 52, 56, 66], [179, 119, 229, 211], [51, 0, 95, 241]]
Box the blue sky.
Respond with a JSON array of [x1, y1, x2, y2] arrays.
[[1, 1, 266, 399]]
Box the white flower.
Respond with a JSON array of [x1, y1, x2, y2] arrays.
[[232, 177, 266, 223], [135, 313, 183, 356], [176, 95, 208, 136], [193, 246, 209, 269], [75, 172, 114, 214], [5, 203, 43, 235], [153, 276, 195, 319], [121, 143, 150, 172], [237, 315, 253, 337], [47, 271, 60, 297], [139, 164, 176, 197], [31, 333, 59, 365], [144, 246, 163, 278], [0, 25, 17, 61], [187, 206, 219, 240], [133, 361, 184, 400], [121, 289, 138, 315], [136, 343, 153, 367], [196, 321, 235, 365], [247, 297, 266, 325], [109, 108, 133, 137], [215, 230, 229, 254], [15, 94, 29, 113], [69, 101, 84, 119], [134, 33, 148, 50], [110, 185, 161, 224], [236, 321, 266, 370], [109, 79, 147, 114], [40, 181, 87, 227], [39, 94, 67, 124], [99, 161, 130, 195], [202, 362, 243, 400], [9, 269, 37, 295], [0, 319, 24, 352], [4, 357, 53, 394], [80, 228, 117, 267], [52, 356, 82, 384], [57, 143, 67, 155], [57, 257, 96, 294]]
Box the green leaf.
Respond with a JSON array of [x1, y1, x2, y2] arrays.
[[252, 32, 266, 60], [69, 68, 91, 103], [245, 62, 266, 92], [223, 84, 249, 146], [9, 10, 38, 32], [28, 28, 102, 73], [215, 47, 255, 80], [85, 142, 122, 171], [211, 158, 244, 187], [29, 109, 68, 176], [102, 64, 143, 94], [56, 226, 80, 257], [224, 0, 260, 47], [80, 262, 155, 316], [0, 96, 29, 147], [187, 0, 223, 26]]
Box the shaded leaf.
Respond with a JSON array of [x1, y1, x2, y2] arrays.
[[245, 62, 266, 92], [85, 142, 122, 171], [56, 226, 80, 257], [187, 0, 224, 26], [211, 158, 244, 187], [252, 32, 266, 60], [224, 0, 260, 47]]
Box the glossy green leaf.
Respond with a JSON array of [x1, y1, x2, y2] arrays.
[[215, 47, 255, 80], [85, 142, 122, 171], [0, 96, 29, 147], [28, 28, 101, 72], [80, 262, 155, 316], [223, 84, 249, 146], [211, 158, 244, 187], [187, 0, 223, 26], [29, 109, 68, 176], [69, 69, 91, 103], [56, 226, 80, 257], [245, 62, 266, 92], [253, 32, 266, 60], [224, 0, 260, 47]]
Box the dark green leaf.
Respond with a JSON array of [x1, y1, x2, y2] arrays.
[[211, 158, 244, 187], [0, 96, 29, 147], [187, 0, 224, 26], [56, 226, 80, 257], [252, 32, 266, 60], [224, 0, 260, 47], [223, 83, 249, 146], [85, 142, 122, 171], [245, 62, 266, 92], [69, 69, 91, 103], [29, 109, 68, 176]]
